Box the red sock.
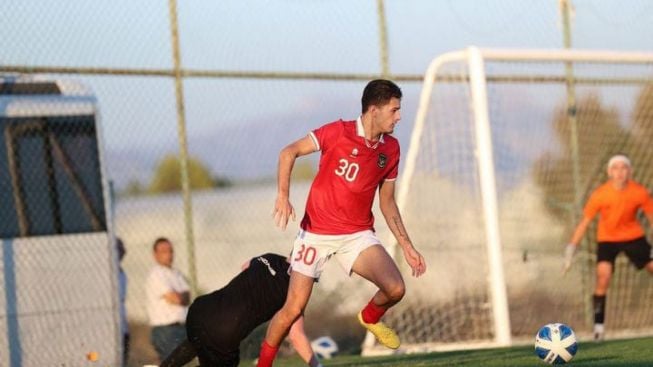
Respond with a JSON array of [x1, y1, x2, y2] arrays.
[[361, 299, 387, 324], [257, 340, 278, 367]]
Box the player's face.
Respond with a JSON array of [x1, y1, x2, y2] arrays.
[[373, 97, 401, 134], [154, 241, 174, 267], [608, 161, 630, 186]]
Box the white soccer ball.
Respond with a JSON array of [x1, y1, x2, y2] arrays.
[[534, 323, 578, 364], [311, 336, 338, 359]]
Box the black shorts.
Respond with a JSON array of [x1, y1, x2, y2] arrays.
[[597, 237, 653, 269]]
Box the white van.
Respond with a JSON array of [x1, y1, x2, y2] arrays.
[[0, 75, 120, 366]]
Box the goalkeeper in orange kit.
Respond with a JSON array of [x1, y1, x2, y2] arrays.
[[564, 154, 653, 341]]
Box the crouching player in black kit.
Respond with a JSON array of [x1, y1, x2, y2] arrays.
[[160, 253, 322, 367]]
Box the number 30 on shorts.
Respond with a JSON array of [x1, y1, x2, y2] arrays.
[[294, 244, 317, 265]]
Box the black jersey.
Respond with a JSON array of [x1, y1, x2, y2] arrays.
[[186, 253, 290, 355]]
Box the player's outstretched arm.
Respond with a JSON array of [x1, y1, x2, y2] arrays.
[[645, 211, 653, 231], [563, 216, 592, 273], [273, 135, 317, 230], [378, 180, 426, 277], [288, 316, 322, 367]]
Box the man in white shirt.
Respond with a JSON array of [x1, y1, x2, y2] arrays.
[[146, 237, 190, 362]]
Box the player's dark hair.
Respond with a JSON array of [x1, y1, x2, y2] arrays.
[[152, 237, 171, 251], [361, 79, 402, 114]]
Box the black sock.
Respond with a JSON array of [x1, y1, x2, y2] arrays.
[[593, 295, 606, 324]]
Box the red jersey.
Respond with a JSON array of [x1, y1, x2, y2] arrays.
[[300, 118, 400, 235], [583, 180, 653, 242]]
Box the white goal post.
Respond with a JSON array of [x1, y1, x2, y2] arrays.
[[363, 47, 653, 355]]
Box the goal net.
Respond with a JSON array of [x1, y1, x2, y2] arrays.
[[363, 47, 653, 354]]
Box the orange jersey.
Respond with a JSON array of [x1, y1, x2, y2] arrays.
[[583, 180, 653, 242]]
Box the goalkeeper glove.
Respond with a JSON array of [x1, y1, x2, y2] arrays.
[[563, 243, 578, 273]]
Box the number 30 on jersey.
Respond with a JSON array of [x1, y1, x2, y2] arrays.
[[335, 158, 359, 182]]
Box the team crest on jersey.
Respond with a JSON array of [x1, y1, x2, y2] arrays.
[[377, 153, 387, 168]]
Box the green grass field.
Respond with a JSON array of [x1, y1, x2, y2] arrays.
[[256, 337, 653, 366]]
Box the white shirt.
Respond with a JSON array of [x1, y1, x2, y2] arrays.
[[145, 264, 190, 326]]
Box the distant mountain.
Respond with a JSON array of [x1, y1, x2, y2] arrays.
[[105, 87, 552, 192], [106, 97, 354, 190], [106, 147, 160, 190]]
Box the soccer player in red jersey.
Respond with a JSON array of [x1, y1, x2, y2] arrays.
[[564, 154, 653, 341], [257, 79, 427, 366]]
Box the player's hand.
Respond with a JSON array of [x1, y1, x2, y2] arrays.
[[402, 245, 426, 278], [273, 196, 295, 231], [563, 243, 577, 274], [162, 291, 188, 305]]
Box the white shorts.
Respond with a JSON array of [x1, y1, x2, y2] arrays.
[[290, 229, 382, 279]]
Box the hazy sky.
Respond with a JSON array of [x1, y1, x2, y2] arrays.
[[2, 0, 652, 185]]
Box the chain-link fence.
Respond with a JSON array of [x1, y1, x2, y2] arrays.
[[373, 49, 653, 355], [2, 1, 653, 366]]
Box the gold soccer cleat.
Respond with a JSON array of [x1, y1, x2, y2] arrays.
[[357, 311, 400, 349]]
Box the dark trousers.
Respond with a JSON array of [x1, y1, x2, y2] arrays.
[[151, 323, 187, 361], [123, 333, 130, 367]]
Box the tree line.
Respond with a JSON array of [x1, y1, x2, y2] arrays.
[[121, 154, 317, 197], [533, 82, 653, 226]]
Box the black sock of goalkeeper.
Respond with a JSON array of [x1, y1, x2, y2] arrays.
[[593, 295, 606, 324]]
